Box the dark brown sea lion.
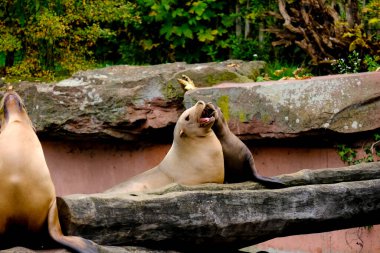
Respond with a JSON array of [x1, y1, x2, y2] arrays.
[[211, 104, 285, 188], [106, 100, 224, 193], [0, 90, 98, 252]]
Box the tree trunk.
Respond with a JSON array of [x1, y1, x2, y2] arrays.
[[235, 1, 242, 37], [244, 0, 250, 39], [346, 0, 360, 28]]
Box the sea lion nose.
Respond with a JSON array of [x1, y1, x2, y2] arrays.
[[196, 100, 205, 106], [5, 94, 19, 108]]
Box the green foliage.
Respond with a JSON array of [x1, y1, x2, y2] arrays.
[[364, 54, 380, 71], [6, 57, 54, 80], [0, 29, 22, 52], [229, 36, 271, 62], [256, 61, 313, 81], [337, 134, 380, 165], [128, 0, 231, 63], [0, 0, 378, 80], [0, 0, 139, 80], [332, 50, 379, 73], [332, 50, 361, 74], [337, 144, 358, 165], [118, 0, 282, 64], [362, 1, 380, 31], [329, 0, 380, 73]]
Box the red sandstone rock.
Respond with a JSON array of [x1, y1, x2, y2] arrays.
[[185, 71, 380, 140], [4, 65, 379, 142], [6, 61, 264, 142]]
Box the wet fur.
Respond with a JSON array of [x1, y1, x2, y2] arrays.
[[211, 105, 285, 188]]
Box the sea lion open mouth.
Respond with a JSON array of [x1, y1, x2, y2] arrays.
[[199, 103, 216, 127]]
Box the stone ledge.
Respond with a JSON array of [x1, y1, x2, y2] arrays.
[[57, 162, 380, 252]]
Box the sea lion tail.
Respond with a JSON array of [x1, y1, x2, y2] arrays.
[[254, 175, 286, 189], [248, 156, 286, 189], [48, 199, 99, 253]]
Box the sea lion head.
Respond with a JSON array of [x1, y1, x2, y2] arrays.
[[175, 100, 217, 138], [0, 90, 34, 132]]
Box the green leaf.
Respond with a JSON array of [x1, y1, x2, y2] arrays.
[[180, 24, 193, 39], [198, 28, 215, 42], [369, 18, 380, 25], [221, 15, 234, 27], [160, 23, 173, 38], [172, 8, 184, 18], [191, 1, 207, 16], [141, 39, 158, 50], [343, 32, 355, 38]]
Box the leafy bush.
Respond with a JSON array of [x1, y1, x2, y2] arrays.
[[1, 0, 378, 80], [337, 134, 380, 165], [0, 0, 139, 80], [332, 51, 361, 74]]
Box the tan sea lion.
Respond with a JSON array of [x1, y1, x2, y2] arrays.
[[0, 90, 98, 252], [211, 105, 285, 188], [106, 100, 224, 193]]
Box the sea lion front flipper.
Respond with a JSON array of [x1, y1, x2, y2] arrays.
[[47, 199, 99, 253]]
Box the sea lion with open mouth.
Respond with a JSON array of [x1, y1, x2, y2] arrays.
[[0, 90, 98, 252], [211, 104, 285, 188], [105, 100, 224, 193]]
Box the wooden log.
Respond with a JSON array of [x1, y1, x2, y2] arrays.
[[57, 162, 380, 252]]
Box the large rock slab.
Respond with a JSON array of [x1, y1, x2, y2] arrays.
[[5, 61, 264, 142], [57, 162, 380, 252], [0, 246, 181, 253], [184, 72, 380, 140], [4, 64, 379, 142]]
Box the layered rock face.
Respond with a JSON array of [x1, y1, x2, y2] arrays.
[[6, 60, 264, 142], [6, 64, 378, 144], [184, 72, 380, 140]]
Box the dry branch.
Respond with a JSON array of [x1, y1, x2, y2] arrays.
[[267, 0, 353, 64]]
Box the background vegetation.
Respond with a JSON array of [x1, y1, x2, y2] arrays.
[[0, 0, 379, 81]]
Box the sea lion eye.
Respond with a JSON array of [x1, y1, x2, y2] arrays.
[[185, 115, 190, 121]]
